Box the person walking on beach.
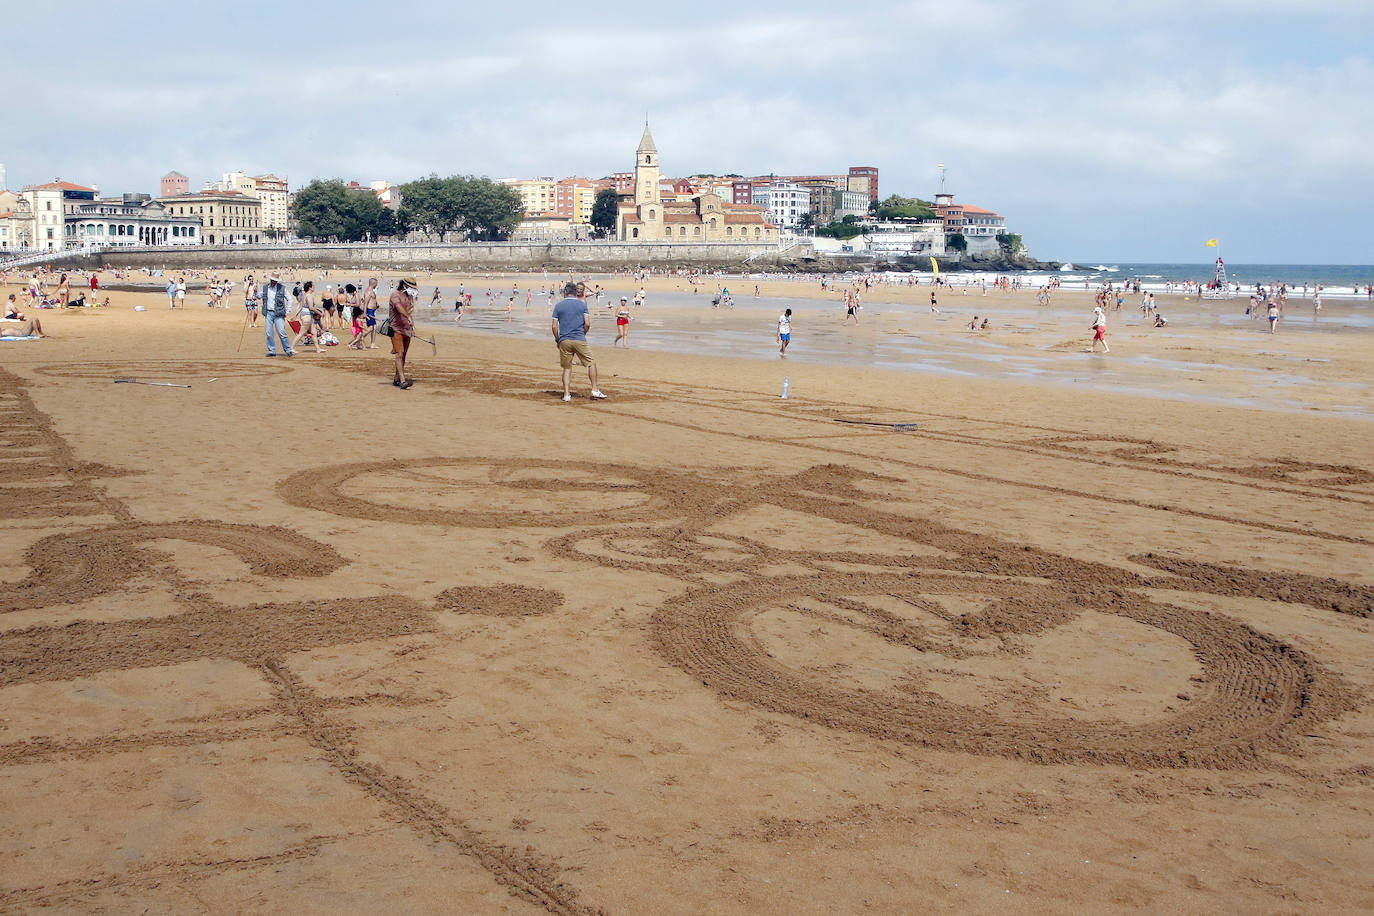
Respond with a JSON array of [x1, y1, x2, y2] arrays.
[[166, 277, 177, 309], [359, 278, 380, 348], [389, 277, 418, 389], [262, 273, 294, 357], [614, 296, 631, 347], [244, 275, 260, 327], [290, 281, 323, 354], [176, 278, 187, 308], [551, 281, 605, 402], [1090, 305, 1110, 353], [778, 308, 793, 355], [1267, 300, 1280, 334]]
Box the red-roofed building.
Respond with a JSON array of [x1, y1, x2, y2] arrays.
[[935, 193, 1005, 237], [20, 180, 96, 250], [614, 125, 777, 243]]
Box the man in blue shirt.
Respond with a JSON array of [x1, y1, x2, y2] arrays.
[[551, 281, 605, 402]]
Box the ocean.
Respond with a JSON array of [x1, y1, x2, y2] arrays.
[[1054, 263, 1374, 296]]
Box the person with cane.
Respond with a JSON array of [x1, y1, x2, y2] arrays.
[[262, 273, 294, 357]]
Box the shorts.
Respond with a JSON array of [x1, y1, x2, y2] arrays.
[[246, 302, 258, 311], [780, 333, 791, 342], [1094, 326, 1106, 341], [558, 338, 594, 368], [616, 318, 628, 326], [392, 331, 410, 354]]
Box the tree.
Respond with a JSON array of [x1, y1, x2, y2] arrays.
[[590, 188, 619, 237], [396, 175, 522, 240], [291, 180, 395, 242], [946, 232, 967, 251], [797, 211, 815, 231], [815, 219, 864, 240], [456, 177, 523, 240], [874, 194, 936, 221], [996, 232, 1024, 254], [397, 175, 463, 235]]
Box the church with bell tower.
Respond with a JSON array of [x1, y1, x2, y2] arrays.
[[616, 123, 778, 244]]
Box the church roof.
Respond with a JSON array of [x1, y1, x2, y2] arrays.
[[637, 123, 657, 155]]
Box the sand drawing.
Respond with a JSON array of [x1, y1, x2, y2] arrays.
[[289, 456, 1363, 769], [33, 359, 292, 381], [0, 369, 593, 915]]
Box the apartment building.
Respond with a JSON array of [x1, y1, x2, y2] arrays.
[[157, 189, 262, 245]]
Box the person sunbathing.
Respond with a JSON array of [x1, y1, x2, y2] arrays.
[[1, 318, 47, 338], [4, 293, 24, 321]]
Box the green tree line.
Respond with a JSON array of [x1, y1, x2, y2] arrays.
[[290, 175, 524, 242]]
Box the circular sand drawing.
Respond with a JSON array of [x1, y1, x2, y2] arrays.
[[35, 360, 292, 381], [281, 457, 722, 528], [652, 570, 1339, 769]]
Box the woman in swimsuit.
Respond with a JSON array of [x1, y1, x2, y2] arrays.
[[614, 297, 631, 347], [321, 285, 336, 328], [292, 281, 323, 353]]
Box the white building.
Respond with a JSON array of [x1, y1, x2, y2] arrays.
[[20, 182, 85, 251], [217, 170, 291, 233], [370, 180, 399, 210], [865, 219, 947, 256], [751, 182, 810, 229], [959, 204, 1006, 237], [64, 195, 202, 247]]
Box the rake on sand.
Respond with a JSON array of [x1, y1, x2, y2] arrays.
[[113, 378, 192, 388]]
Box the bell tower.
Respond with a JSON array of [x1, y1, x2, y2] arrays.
[[634, 122, 660, 207]]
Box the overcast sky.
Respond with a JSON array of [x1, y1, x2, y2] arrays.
[[9, 0, 1371, 263]]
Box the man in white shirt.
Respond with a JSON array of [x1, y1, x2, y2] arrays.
[[777, 308, 792, 355]]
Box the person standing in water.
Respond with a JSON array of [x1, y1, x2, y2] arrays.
[[1090, 305, 1109, 353], [778, 308, 793, 356]]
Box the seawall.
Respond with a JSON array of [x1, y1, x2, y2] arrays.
[[91, 241, 807, 273]]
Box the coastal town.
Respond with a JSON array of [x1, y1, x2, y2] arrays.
[[3, 1, 1373, 912], [0, 125, 1014, 263]]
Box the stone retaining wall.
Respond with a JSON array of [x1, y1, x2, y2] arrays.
[[93, 242, 807, 272]]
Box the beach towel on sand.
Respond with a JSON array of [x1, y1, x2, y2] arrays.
[[0, 336, 41, 341]]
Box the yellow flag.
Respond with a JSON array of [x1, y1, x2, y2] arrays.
[[930, 257, 939, 282], [1205, 239, 1219, 247]]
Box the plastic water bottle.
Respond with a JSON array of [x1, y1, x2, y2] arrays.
[[781, 376, 790, 399]]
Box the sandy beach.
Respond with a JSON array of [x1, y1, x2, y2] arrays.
[[1, 273, 1372, 913]]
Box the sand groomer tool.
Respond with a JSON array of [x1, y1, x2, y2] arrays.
[[113, 378, 192, 388]]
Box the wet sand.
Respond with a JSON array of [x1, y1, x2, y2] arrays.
[[1, 276, 1372, 913]]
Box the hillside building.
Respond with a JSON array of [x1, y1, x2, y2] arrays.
[[935, 193, 1006, 237], [615, 125, 777, 243], [751, 182, 810, 229], [848, 166, 879, 204]]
